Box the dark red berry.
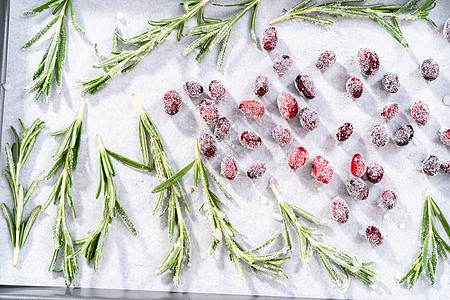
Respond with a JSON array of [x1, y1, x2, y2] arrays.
[[330, 197, 350, 224], [422, 155, 440, 176], [312, 156, 334, 184], [247, 161, 266, 179], [420, 58, 439, 81], [272, 125, 293, 146], [410, 100, 430, 125], [273, 55, 293, 75], [366, 226, 383, 246], [198, 99, 219, 124], [208, 80, 226, 102], [183, 81, 203, 97], [199, 134, 217, 158], [336, 123, 354, 141], [221, 156, 239, 180], [346, 178, 369, 200], [288, 147, 308, 170], [299, 107, 319, 131], [444, 18, 450, 41], [162, 90, 182, 115], [261, 27, 278, 52], [355, 48, 380, 76], [214, 117, 231, 140], [366, 162, 384, 184], [382, 73, 400, 93], [239, 100, 265, 120], [240, 131, 262, 149], [277, 92, 298, 119], [254, 74, 269, 97], [440, 129, 450, 146], [350, 154, 366, 178], [346, 77, 363, 98], [316, 50, 336, 70], [295, 74, 317, 99], [370, 124, 389, 147], [380, 190, 397, 210], [394, 125, 414, 146], [441, 161, 450, 174], [381, 103, 399, 121]]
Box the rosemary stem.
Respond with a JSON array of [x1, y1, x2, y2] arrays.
[[77, 100, 86, 121], [132, 94, 145, 115], [13, 247, 19, 267], [194, 138, 200, 161], [96, 134, 104, 149]]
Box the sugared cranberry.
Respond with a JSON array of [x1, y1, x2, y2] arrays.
[[312, 156, 334, 184], [350, 154, 367, 177], [299, 107, 319, 131], [420, 59, 439, 81], [272, 125, 293, 146], [240, 131, 262, 149], [277, 92, 298, 119], [208, 80, 226, 102], [198, 99, 219, 124], [316, 50, 336, 70], [261, 27, 278, 52], [346, 77, 363, 98], [381, 103, 399, 121], [410, 100, 430, 125], [183, 81, 203, 97], [440, 129, 450, 146], [336, 123, 354, 141], [380, 190, 397, 210], [441, 161, 450, 174], [355, 48, 380, 76], [273, 55, 293, 75], [288, 147, 308, 170], [382, 73, 400, 93], [254, 74, 269, 97], [239, 100, 265, 120], [199, 134, 217, 158], [221, 156, 239, 180], [214, 117, 231, 140], [346, 178, 369, 200], [366, 226, 383, 246], [295, 74, 316, 99], [422, 155, 440, 176], [366, 162, 384, 184], [444, 18, 450, 41], [370, 124, 389, 147], [247, 161, 266, 179], [330, 197, 350, 224], [394, 125, 414, 146], [162, 90, 182, 115]]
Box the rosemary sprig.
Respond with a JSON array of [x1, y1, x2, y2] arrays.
[[269, 0, 437, 50], [23, 0, 84, 101], [153, 139, 289, 279], [399, 188, 450, 288], [45, 100, 85, 285], [78, 0, 210, 95], [269, 179, 377, 291], [184, 0, 260, 69], [1, 118, 46, 266]]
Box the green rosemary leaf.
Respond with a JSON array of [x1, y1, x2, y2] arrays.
[[24, 0, 64, 16], [22, 16, 59, 49], [152, 160, 195, 193], [105, 148, 151, 172], [430, 197, 450, 239], [24, 171, 46, 205], [1, 204, 15, 245], [20, 205, 42, 248], [116, 201, 137, 235]]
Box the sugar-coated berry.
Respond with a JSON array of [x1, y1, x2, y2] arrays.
[[370, 124, 389, 147], [261, 27, 278, 52], [214, 117, 231, 140], [346, 77, 363, 98], [336, 123, 354, 141], [295, 74, 317, 99], [394, 125, 414, 146], [441, 161, 450, 174], [330, 197, 350, 224], [254, 74, 269, 97], [299, 107, 319, 131], [239, 100, 265, 119], [381, 103, 399, 121], [440, 129, 450, 146], [410, 100, 430, 125], [273, 55, 293, 75], [346, 178, 369, 200], [355, 48, 380, 76], [240, 131, 262, 149], [382, 73, 400, 93], [420, 58, 439, 81], [312, 156, 334, 184], [162, 90, 182, 115], [198, 99, 219, 124], [366, 162, 384, 184], [199, 134, 217, 158], [366, 226, 383, 246], [272, 125, 293, 146], [183, 81, 203, 97], [277, 92, 298, 119], [247, 161, 266, 179], [350, 154, 367, 177], [444, 18, 450, 41], [221, 156, 239, 180], [288, 147, 308, 170], [316, 50, 336, 70], [380, 190, 397, 210], [422, 155, 440, 176], [208, 80, 226, 102]]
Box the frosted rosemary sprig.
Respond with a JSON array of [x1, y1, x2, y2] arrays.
[[153, 139, 289, 279], [45, 100, 85, 286], [270, 0, 437, 50], [269, 179, 377, 291], [23, 0, 84, 101], [184, 0, 260, 69], [78, 0, 210, 96], [1, 118, 46, 266], [399, 188, 450, 288]]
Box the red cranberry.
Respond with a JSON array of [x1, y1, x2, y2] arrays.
[[380, 190, 397, 210], [366, 226, 383, 246], [295, 74, 317, 99], [239, 100, 265, 120], [440, 129, 450, 146], [420, 58, 439, 81], [254, 74, 269, 97], [382, 73, 400, 93], [355, 48, 380, 76], [444, 18, 450, 41], [441, 161, 450, 174], [272, 125, 293, 146], [316, 50, 336, 70], [162, 90, 182, 115], [199, 134, 217, 158], [312, 156, 334, 184], [346, 77, 363, 98], [350, 154, 367, 178], [288, 147, 308, 170], [261, 27, 278, 52], [394, 125, 414, 146], [214, 117, 231, 140], [299, 107, 319, 131], [221, 156, 239, 180], [336, 123, 354, 141], [198, 99, 219, 124], [381, 103, 399, 121], [366, 162, 384, 184], [208, 80, 226, 102], [240, 131, 262, 149], [183, 81, 203, 97], [273, 55, 293, 75], [330, 197, 350, 224], [346, 178, 369, 200], [277, 92, 298, 119], [247, 161, 266, 179], [422, 155, 440, 176], [370, 124, 389, 147], [410, 100, 430, 125]]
